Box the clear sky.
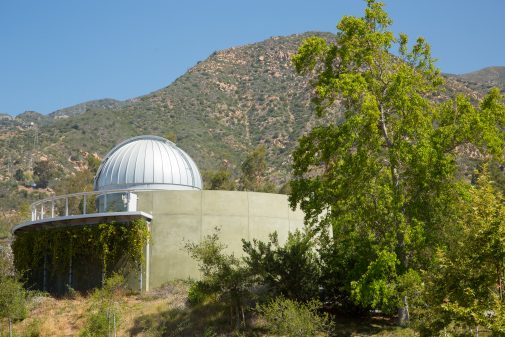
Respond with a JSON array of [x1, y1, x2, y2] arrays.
[[1, 0, 503, 115]]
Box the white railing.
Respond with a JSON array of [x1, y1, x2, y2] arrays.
[[30, 189, 141, 221]]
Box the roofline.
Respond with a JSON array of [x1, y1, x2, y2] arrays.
[[12, 211, 153, 234], [93, 135, 180, 191]]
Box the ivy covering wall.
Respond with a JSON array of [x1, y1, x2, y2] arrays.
[[12, 219, 150, 292]]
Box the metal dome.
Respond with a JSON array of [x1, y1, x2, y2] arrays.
[[94, 135, 203, 191]]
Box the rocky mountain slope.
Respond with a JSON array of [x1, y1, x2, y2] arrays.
[[0, 32, 503, 216], [446, 66, 505, 95]]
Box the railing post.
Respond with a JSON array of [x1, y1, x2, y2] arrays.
[[41, 203, 44, 219], [32, 206, 35, 221], [51, 198, 55, 218], [65, 197, 69, 216], [83, 194, 87, 214], [104, 194, 108, 212]]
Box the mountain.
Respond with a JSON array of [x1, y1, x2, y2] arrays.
[[49, 98, 125, 118], [0, 32, 502, 216], [459, 66, 505, 89], [0, 32, 334, 186], [446, 66, 505, 94]]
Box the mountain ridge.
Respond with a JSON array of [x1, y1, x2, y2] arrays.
[[0, 32, 503, 217]]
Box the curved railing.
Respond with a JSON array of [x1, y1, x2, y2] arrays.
[[30, 188, 144, 221]]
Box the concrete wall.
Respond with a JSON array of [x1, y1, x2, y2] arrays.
[[136, 190, 305, 289]]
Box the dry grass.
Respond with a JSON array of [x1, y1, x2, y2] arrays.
[[10, 281, 189, 337], [8, 282, 416, 337]]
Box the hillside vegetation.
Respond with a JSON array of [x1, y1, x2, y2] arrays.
[[0, 33, 503, 222], [2, 0, 505, 335]]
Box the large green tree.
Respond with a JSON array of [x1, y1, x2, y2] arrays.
[[290, 0, 505, 320], [417, 169, 505, 336]]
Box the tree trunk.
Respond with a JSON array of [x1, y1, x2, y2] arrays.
[[113, 312, 117, 337], [398, 295, 409, 326], [9, 318, 12, 337]]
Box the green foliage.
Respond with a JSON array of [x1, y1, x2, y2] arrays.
[[417, 170, 505, 336], [80, 274, 125, 337], [203, 165, 236, 190], [351, 251, 399, 315], [0, 202, 30, 239], [242, 230, 320, 301], [0, 248, 27, 337], [86, 155, 101, 175], [239, 145, 275, 192], [23, 319, 41, 337], [12, 219, 149, 289], [14, 169, 25, 182], [185, 229, 251, 328], [164, 131, 177, 143], [33, 160, 61, 188], [257, 297, 333, 337], [187, 281, 211, 305], [290, 0, 505, 317]]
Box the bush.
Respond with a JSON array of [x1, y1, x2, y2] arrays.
[[185, 229, 251, 328], [243, 230, 320, 301], [187, 281, 210, 305], [257, 297, 332, 337], [80, 274, 125, 337], [24, 319, 41, 337]]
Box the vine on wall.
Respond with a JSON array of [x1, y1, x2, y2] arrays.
[[12, 219, 150, 287]]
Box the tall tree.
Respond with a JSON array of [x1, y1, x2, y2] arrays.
[[240, 145, 275, 192], [290, 0, 505, 321]]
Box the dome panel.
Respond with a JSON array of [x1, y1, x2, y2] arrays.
[[94, 135, 203, 191]]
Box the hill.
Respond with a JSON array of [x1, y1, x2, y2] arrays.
[[446, 66, 505, 94], [0, 32, 335, 187], [49, 98, 125, 118], [458, 66, 505, 89], [0, 32, 503, 223]]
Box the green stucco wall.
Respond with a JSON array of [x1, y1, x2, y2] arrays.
[[136, 190, 305, 289]]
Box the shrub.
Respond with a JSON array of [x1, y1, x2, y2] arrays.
[[80, 274, 125, 337], [257, 297, 332, 337], [185, 229, 251, 328], [242, 230, 320, 301], [187, 281, 209, 305], [24, 319, 41, 337]]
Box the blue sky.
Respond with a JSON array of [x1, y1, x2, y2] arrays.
[[1, 0, 504, 115]]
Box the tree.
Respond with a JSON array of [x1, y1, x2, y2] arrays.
[[204, 163, 236, 190], [291, 0, 505, 322], [240, 145, 275, 192], [417, 170, 505, 336], [53, 168, 95, 215], [86, 154, 101, 175], [185, 229, 251, 329], [33, 160, 61, 188], [14, 169, 25, 182]]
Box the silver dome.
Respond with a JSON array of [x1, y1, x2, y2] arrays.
[[94, 135, 203, 191]]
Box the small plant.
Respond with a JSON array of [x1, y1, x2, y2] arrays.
[[202, 327, 217, 337], [65, 285, 78, 300], [23, 319, 41, 337], [80, 274, 125, 337], [257, 297, 333, 337], [187, 281, 209, 305]]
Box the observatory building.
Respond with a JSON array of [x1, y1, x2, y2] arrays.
[[13, 135, 304, 292]]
